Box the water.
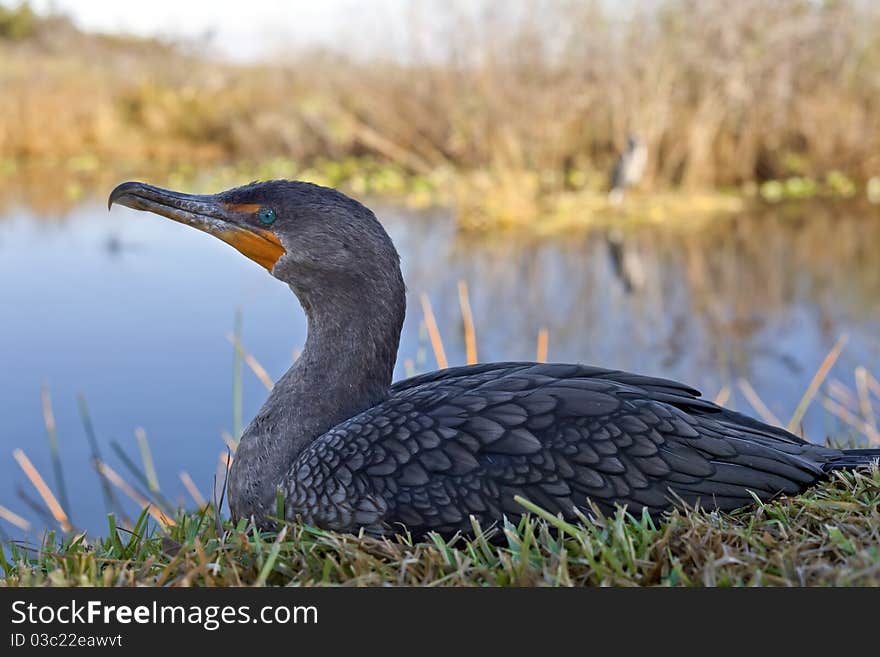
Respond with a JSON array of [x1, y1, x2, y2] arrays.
[[1, 198, 879, 535]]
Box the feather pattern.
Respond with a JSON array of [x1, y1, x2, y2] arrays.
[[281, 362, 849, 536]]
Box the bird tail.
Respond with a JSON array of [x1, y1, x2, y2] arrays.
[[822, 449, 880, 473]]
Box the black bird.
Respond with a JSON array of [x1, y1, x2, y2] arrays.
[[608, 134, 647, 205], [109, 180, 880, 537]]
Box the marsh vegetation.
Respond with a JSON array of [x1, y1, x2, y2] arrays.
[[3, 1, 880, 226], [1, 1, 879, 585]]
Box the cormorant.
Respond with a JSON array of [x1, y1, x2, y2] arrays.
[[608, 134, 647, 204], [109, 180, 880, 537]]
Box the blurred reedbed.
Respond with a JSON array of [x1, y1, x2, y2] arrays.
[[1, 0, 880, 199]]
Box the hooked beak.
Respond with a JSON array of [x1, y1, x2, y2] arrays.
[[108, 181, 285, 272]]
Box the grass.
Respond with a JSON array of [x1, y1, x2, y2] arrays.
[[0, 466, 878, 587]]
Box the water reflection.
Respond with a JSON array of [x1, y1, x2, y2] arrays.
[[402, 204, 878, 383], [0, 197, 878, 533]]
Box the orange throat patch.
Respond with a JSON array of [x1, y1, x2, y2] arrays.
[[218, 227, 285, 271]]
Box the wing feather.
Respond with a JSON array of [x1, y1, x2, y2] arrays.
[[284, 362, 832, 536]]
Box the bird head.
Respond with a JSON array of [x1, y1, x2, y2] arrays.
[[108, 180, 402, 307]]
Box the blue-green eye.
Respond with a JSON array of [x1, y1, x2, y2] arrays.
[[257, 208, 276, 225]]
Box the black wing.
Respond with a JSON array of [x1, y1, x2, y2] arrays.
[[283, 363, 833, 536]]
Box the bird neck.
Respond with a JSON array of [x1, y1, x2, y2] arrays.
[[230, 273, 405, 519], [293, 292, 403, 422]]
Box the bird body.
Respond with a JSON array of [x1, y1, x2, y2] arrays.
[[276, 361, 869, 537], [608, 134, 647, 204], [108, 179, 880, 537]]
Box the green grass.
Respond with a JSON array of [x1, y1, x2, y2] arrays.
[[1, 466, 878, 587]]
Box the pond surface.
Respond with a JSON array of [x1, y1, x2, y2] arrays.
[[1, 197, 879, 535]]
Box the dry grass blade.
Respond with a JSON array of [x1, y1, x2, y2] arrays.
[[0, 503, 31, 532], [457, 280, 478, 365], [40, 383, 69, 521], [179, 471, 208, 508], [821, 397, 880, 445], [419, 292, 448, 369], [855, 367, 877, 433], [865, 370, 880, 400], [12, 449, 72, 532], [713, 385, 731, 406], [96, 460, 176, 527], [737, 379, 783, 426], [221, 431, 237, 454], [225, 331, 274, 391], [135, 427, 161, 497], [536, 328, 549, 363], [788, 333, 848, 432], [828, 378, 858, 410]]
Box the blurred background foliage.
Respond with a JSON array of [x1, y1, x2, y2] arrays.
[[2, 0, 880, 225]]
